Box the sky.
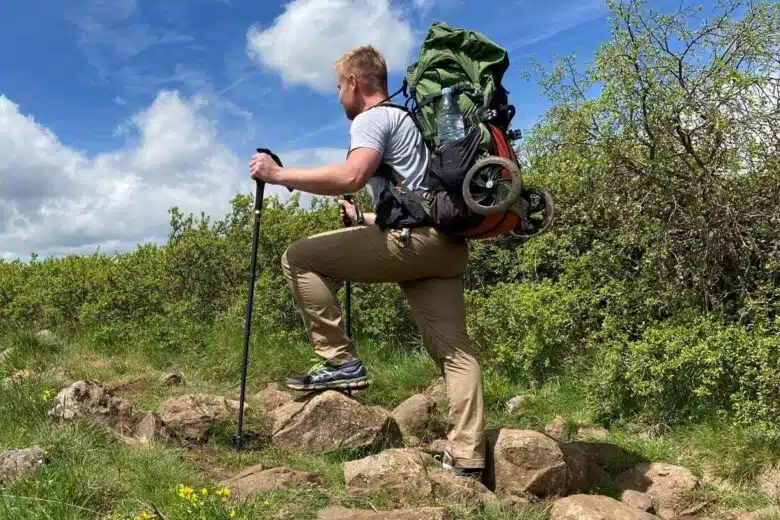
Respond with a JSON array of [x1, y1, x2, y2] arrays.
[[0, 0, 696, 261]]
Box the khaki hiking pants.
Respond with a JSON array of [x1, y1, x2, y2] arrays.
[[280, 224, 486, 469]]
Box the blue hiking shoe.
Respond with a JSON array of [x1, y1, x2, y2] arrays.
[[285, 359, 369, 391]]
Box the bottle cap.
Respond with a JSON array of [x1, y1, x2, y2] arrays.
[[441, 87, 451, 95]]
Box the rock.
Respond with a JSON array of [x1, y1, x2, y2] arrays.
[[621, 490, 655, 513], [616, 462, 699, 520], [131, 412, 170, 445], [562, 441, 639, 473], [404, 435, 423, 448], [544, 416, 567, 441], [251, 382, 293, 411], [269, 391, 402, 454], [156, 393, 241, 442], [317, 506, 452, 520], [499, 494, 530, 512], [2, 369, 33, 389], [392, 394, 437, 438], [425, 439, 449, 454], [551, 494, 661, 520], [49, 380, 142, 438], [424, 378, 448, 406], [739, 506, 780, 520], [576, 426, 611, 441], [559, 441, 606, 493], [484, 429, 569, 497], [343, 449, 435, 503], [0, 448, 48, 486], [158, 373, 184, 386], [219, 464, 318, 500], [505, 395, 532, 413], [427, 467, 499, 508]]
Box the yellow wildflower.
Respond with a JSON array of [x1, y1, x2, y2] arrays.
[[216, 485, 231, 503], [230, 510, 237, 519], [177, 484, 195, 501]]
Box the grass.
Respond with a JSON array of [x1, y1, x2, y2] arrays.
[[1, 327, 779, 519]]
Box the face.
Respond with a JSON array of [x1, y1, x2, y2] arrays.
[[337, 72, 361, 120]]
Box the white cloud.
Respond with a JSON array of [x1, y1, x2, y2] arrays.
[[246, 0, 416, 93], [0, 92, 300, 261]]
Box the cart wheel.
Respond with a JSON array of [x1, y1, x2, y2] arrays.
[[510, 186, 555, 239], [462, 156, 523, 216]]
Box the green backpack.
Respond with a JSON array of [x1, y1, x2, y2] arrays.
[[404, 21, 518, 151], [375, 22, 553, 240]]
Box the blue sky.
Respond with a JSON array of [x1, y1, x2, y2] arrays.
[[0, 0, 702, 260]]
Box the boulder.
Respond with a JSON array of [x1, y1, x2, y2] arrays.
[[621, 490, 655, 513], [50, 381, 172, 445], [616, 462, 699, 520], [559, 441, 606, 493], [252, 382, 294, 411], [343, 449, 434, 503], [131, 412, 170, 445], [269, 391, 402, 454], [156, 393, 241, 442], [550, 494, 661, 520], [505, 395, 532, 413], [49, 380, 142, 438], [427, 467, 499, 508], [0, 448, 48, 486], [219, 464, 318, 500], [317, 506, 451, 520], [392, 394, 437, 438], [484, 429, 569, 497]]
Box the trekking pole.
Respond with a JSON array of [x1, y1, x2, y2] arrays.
[[341, 195, 363, 338], [234, 148, 287, 451]]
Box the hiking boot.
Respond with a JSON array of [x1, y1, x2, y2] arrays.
[[439, 451, 484, 482], [285, 358, 369, 391]]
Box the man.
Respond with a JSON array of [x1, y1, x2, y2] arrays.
[[249, 45, 486, 479]]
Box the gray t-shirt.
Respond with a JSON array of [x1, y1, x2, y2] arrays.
[[347, 105, 429, 208]]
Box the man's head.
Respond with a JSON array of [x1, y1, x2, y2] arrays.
[[335, 45, 389, 120]]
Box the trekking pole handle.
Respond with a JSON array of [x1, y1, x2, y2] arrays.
[[342, 194, 364, 226], [255, 148, 293, 192]]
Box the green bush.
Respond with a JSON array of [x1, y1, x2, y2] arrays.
[[590, 315, 780, 434], [466, 280, 592, 386]]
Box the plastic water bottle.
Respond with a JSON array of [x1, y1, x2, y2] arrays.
[[436, 87, 465, 146]]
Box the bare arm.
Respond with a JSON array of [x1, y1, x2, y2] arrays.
[[275, 148, 380, 196]]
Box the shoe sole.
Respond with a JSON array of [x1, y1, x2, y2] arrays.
[[286, 377, 370, 392]]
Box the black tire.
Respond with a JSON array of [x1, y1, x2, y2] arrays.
[[462, 156, 523, 216], [510, 186, 555, 239]]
